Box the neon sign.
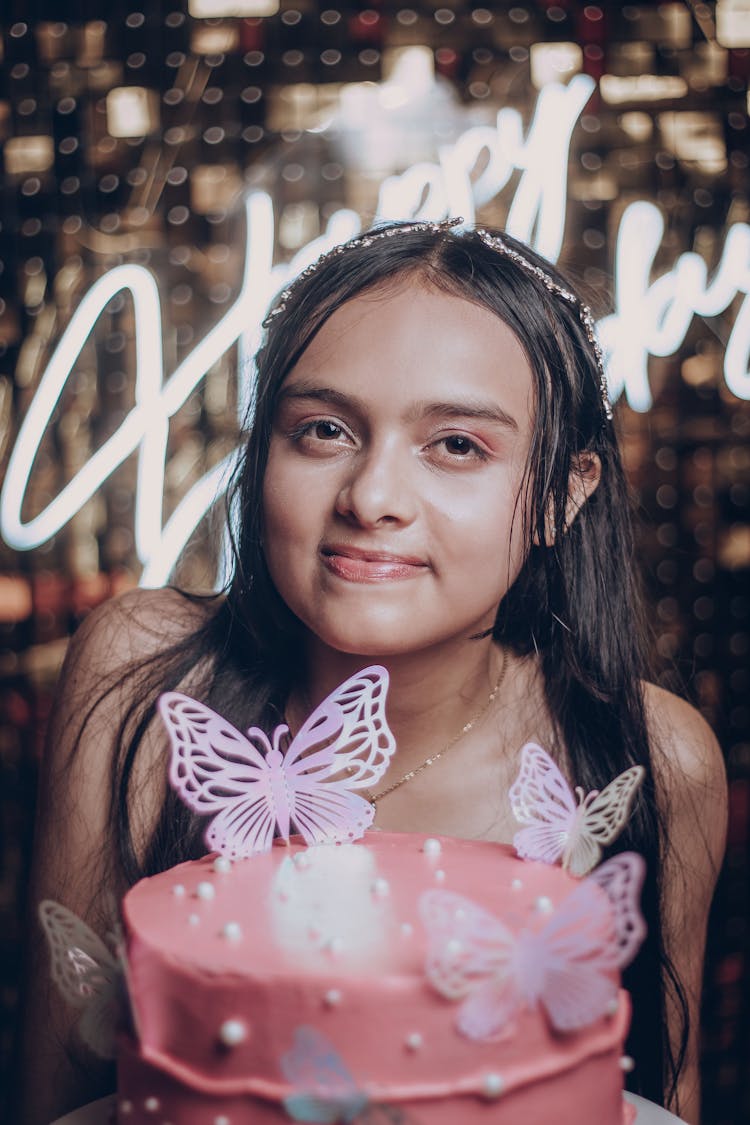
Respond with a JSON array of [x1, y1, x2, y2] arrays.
[[2, 75, 748, 587], [601, 200, 750, 410]]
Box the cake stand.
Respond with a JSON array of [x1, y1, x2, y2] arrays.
[[50, 1091, 688, 1124]]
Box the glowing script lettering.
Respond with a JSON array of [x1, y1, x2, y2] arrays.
[[600, 200, 750, 410], [1, 192, 273, 585], [376, 74, 595, 261]]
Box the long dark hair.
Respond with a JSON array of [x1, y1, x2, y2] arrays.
[[92, 222, 685, 1106]]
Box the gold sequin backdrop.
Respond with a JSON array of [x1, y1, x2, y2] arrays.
[[0, 4, 748, 1121]]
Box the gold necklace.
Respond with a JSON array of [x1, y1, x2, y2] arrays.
[[368, 651, 508, 806]]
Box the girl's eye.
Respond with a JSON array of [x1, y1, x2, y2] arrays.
[[444, 435, 475, 456], [312, 420, 343, 440], [437, 434, 488, 461], [288, 418, 351, 447]]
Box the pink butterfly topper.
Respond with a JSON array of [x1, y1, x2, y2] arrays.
[[419, 852, 646, 1040], [159, 665, 396, 859], [509, 743, 645, 877], [39, 900, 124, 1058]]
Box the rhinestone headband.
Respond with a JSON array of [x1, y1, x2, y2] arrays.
[[263, 217, 611, 420], [475, 228, 612, 420], [262, 216, 463, 327]]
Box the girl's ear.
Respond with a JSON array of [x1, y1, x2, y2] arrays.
[[538, 452, 602, 547], [564, 451, 601, 529]]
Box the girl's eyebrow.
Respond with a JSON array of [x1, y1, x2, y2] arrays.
[[410, 399, 519, 432], [278, 384, 519, 433], [278, 385, 354, 410]]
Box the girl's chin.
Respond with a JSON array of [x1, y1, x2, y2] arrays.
[[302, 623, 418, 658], [312, 633, 423, 660], [302, 619, 497, 663]]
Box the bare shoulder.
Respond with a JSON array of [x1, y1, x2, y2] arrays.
[[64, 585, 218, 684], [643, 681, 727, 871], [643, 682, 726, 791], [38, 587, 222, 888]]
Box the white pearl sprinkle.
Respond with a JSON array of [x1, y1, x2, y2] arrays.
[[324, 988, 342, 1007], [434, 869, 446, 883], [405, 1032, 423, 1051], [535, 895, 554, 914], [446, 938, 463, 957], [219, 1019, 248, 1047], [422, 838, 442, 857], [188, 913, 200, 926], [324, 936, 345, 956], [171, 884, 186, 897], [371, 877, 390, 897], [215, 1117, 231, 1125], [511, 878, 523, 890], [606, 998, 619, 1017], [482, 1073, 505, 1099], [196, 881, 215, 901], [400, 922, 413, 937], [213, 855, 232, 874], [144, 1097, 160, 1113], [222, 921, 242, 941], [620, 1055, 635, 1073], [119, 1102, 133, 1116]]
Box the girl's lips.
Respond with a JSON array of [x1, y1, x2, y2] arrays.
[[321, 548, 427, 582]]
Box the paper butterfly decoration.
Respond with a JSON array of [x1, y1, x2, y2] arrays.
[[509, 743, 645, 877], [159, 665, 395, 860], [419, 852, 646, 1041], [38, 899, 124, 1059], [282, 1026, 418, 1124]]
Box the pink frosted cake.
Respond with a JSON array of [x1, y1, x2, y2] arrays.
[[116, 831, 636, 1124]]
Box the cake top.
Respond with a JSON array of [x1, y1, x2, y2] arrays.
[[122, 830, 645, 1037], [123, 832, 567, 976]]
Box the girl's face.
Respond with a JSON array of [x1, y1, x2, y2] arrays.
[[262, 280, 536, 660]]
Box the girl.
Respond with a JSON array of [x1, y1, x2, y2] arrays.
[[18, 220, 726, 1124]]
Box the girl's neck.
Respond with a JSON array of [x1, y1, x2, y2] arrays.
[[289, 635, 512, 760]]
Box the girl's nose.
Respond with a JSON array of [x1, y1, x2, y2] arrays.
[[334, 442, 417, 528]]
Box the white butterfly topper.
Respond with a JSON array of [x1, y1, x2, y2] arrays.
[[509, 743, 645, 876], [420, 852, 646, 1040], [38, 899, 123, 1058], [159, 665, 396, 859]]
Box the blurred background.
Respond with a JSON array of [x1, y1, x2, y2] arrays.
[[0, 2, 748, 1121]]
